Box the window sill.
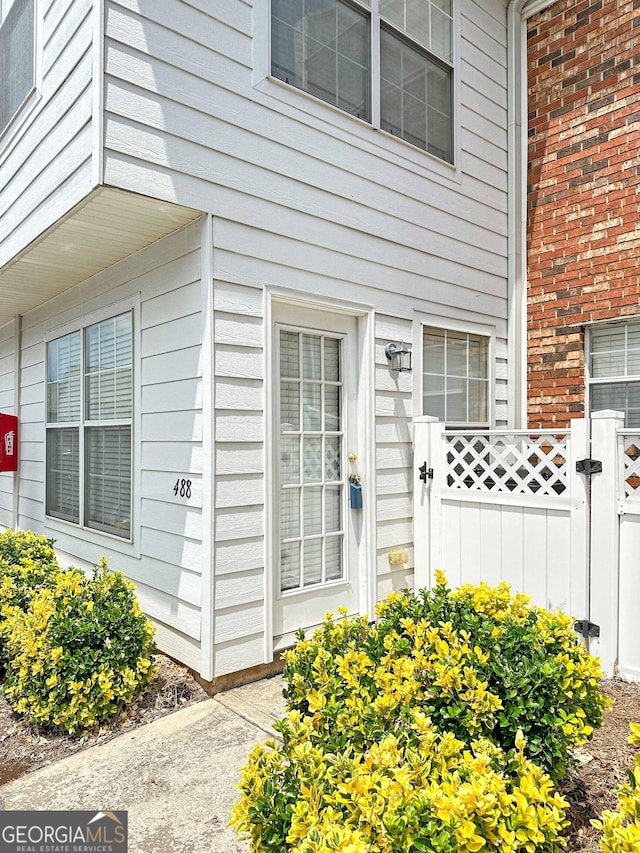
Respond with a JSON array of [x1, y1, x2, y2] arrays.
[[253, 76, 461, 187], [44, 516, 141, 561]]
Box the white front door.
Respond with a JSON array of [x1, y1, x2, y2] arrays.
[[272, 303, 361, 645]]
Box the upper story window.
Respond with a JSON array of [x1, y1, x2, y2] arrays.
[[46, 312, 133, 539], [423, 326, 489, 426], [589, 321, 640, 428], [0, 0, 35, 135], [271, 0, 453, 161]]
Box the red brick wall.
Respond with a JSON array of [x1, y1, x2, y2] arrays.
[[527, 0, 640, 428]]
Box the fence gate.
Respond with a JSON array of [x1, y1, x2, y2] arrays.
[[413, 412, 638, 679]]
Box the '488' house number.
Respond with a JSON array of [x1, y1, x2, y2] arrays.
[[173, 479, 192, 498]]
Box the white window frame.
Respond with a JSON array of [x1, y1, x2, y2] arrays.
[[414, 314, 495, 428], [586, 319, 640, 428], [254, 0, 461, 181], [44, 297, 141, 556]]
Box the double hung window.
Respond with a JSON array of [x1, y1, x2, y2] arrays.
[[589, 321, 640, 428], [271, 0, 453, 161], [422, 326, 489, 426], [0, 0, 35, 135], [46, 312, 133, 539]]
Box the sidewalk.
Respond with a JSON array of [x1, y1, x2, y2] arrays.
[[0, 675, 287, 853]]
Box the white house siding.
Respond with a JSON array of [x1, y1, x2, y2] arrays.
[[212, 272, 265, 677], [97, 0, 512, 674], [0, 321, 16, 529], [100, 0, 510, 366], [0, 0, 95, 270], [374, 315, 414, 600], [14, 221, 206, 671]]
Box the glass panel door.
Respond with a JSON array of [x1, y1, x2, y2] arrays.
[[278, 329, 345, 594], [273, 304, 361, 644]]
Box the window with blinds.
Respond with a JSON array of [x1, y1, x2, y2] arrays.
[[46, 313, 133, 538], [271, 0, 453, 161], [422, 326, 489, 426], [278, 329, 345, 593], [589, 321, 640, 428], [0, 0, 35, 135]]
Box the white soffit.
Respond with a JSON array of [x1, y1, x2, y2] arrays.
[[0, 187, 201, 326]]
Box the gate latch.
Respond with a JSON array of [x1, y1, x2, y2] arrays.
[[419, 462, 434, 483], [574, 619, 600, 638], [576, 458, 602, 475]]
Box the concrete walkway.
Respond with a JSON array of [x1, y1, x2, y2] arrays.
[[0, 675, 287, 853]]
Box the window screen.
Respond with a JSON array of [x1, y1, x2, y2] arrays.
[[46, 312, 133, 538], [0, 0, 35, 134], [271, 0, 453, 160], [423, 326, 489, 425], [589, 322, 640, 428]]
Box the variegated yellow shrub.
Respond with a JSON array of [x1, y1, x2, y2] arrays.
[[592, 723, 640, 853], [232, 575, 610, 851], [283, 573, 609, 778], [1, 557, 156, 734], [0, 530, 59, 660], [232, 710, 569, 853]]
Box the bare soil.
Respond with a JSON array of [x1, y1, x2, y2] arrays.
[[561, 679, 640, 852], [0, 654, 208, 786], [0, 667, 638, 852]]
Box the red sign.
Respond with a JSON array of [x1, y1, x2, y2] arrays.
[[0, 414, 18, 472]]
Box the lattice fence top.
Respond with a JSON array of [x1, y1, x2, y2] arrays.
[[621, 434, 640, 498], [444, 432, 569, 496]]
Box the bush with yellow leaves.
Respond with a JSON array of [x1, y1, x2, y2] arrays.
[[282, 573, 608, 779], [232, 575, 611, 851], [1, 557, 156, 734], [0, 530, 59, 626], [232, 708, 569, 853], [592, 723, 640, 852]]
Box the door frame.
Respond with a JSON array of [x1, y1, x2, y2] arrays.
[[263, 287, 376, 662]]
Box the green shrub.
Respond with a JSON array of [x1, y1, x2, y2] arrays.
[[231, 710, 569, 853], [592, 723, 640, 852], [281, 573, 609, 779], [1, 557, 157, 734]]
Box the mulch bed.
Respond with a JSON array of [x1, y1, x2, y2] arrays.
[[0, 654, 208, 785], [561, 678, 640, 852]]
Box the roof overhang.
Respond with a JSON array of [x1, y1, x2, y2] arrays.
[[0, 187, 202, 327]]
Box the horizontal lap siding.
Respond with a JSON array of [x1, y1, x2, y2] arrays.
[[375, 316, 414, 598], [17, 222, 205, 671], [213, 277, 265, 677], [102, 1, 509, 321], [100, 0, 509, 671], [0, 0, 94, 269]]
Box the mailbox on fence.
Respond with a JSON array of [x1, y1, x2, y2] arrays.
[[0, 414, 18, 472]]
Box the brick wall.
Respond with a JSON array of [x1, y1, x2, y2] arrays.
[[527, 0, 640, 428]]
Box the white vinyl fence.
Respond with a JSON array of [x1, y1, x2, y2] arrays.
[[413, 411, 640, 680]]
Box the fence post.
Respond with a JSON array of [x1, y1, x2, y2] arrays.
[[568, 418, 590, 622], [413, 416, 439, 592], [589, 409, 624, 676]]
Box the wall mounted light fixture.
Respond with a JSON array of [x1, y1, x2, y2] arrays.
[[385, 341, 412, 372]]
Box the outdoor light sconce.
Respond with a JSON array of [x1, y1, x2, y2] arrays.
[[385, 341, 412, 372]]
